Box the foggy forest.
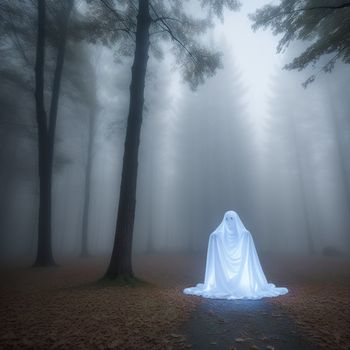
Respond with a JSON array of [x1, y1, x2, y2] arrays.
[[0, 0, 349, 349]]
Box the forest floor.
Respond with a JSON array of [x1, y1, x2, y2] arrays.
[[0, 253, 349, 349]]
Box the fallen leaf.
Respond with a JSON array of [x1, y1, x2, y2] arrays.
[[235, 337, 245, 343]]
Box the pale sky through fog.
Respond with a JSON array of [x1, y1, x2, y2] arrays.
[[214, 0, 283, 127]]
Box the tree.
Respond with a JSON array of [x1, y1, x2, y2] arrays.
[[34, 0, 74, 266], [96, 0, 241, 280], [0, 1, 75, 261], [131, 56, 174, 254], [34, 0, 54, 265], [80, 51, 100, 258], [1, 1, 108, 262], [250, 0, 350, 86], [1, 0, 75, 265]]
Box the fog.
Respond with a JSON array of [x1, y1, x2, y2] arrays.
[[1, 0, 349, 265]]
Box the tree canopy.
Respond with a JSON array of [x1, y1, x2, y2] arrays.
[[86, 0, 241, 89], [250, 0, 350, 86]]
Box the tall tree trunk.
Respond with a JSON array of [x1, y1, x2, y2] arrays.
[[326, 85, 350, 209], [325, 85, 350, 250], [105, 0, 151, 279], [34, 0, 73, 266], [146, 203, 155, 253], [146, 145, 155, 253], [290, 112, 315, 254], [0, 161, 15, 261], [81, 107, 96, 257], [48, 0, 73, 144], [46, 0, 73, 253], [34, 0, 55, 266]]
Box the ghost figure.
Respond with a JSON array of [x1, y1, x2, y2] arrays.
[[183, 211, 288, 300]]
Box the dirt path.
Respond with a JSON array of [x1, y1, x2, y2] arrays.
[[182, 298, 318, 350]]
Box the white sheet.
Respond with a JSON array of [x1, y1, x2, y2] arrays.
[[184, 211, 288, 300]]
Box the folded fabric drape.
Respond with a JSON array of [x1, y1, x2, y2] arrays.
[[183, 211, 288, 300]]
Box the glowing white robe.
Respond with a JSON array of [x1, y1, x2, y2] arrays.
[[184, 211, 288, 300]]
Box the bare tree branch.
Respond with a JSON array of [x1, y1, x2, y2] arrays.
[[5, 0, 31, 67], [99, 0, 136, 39], [153, 16, 185, 25], [149, 2, 198, 64]]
